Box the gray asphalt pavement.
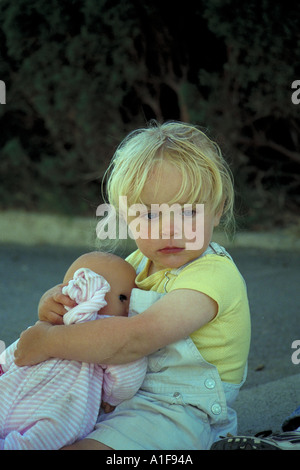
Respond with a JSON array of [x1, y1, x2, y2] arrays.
[[0, 243, 299, 437]]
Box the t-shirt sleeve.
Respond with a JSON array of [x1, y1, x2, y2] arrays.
[[125, 249, 143, 271], [169, 255, 245, 315]]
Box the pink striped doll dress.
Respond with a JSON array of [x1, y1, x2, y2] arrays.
[[0, 268, 147, 450]]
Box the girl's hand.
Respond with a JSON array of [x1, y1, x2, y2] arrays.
[[38, 284, 77, 325], [14, 321, 53, 367]]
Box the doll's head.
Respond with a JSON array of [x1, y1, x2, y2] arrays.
[[64, 252, 136, 317]]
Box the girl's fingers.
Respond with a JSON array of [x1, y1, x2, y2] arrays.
[[53, 292, 77, 309]]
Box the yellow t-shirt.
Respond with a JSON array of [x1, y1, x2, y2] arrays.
[[126, 249, 251, 384]]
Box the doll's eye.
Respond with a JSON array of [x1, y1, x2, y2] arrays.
[[119, 294, 127, 303]]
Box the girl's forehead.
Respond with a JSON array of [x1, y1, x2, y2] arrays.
[[140, 161, 188, 205]]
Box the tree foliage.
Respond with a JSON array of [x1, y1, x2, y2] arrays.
[[0, 0, 299, 227]]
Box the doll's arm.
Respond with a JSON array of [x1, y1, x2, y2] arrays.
[[102, 356, 147, 406]]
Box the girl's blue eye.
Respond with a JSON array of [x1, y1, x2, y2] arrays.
[[182, 209, 196, 217], [140, 207, 197, 220], [146, 212, 158, 220]]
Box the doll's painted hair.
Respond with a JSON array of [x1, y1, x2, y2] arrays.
[[102, 121, 235, 233]]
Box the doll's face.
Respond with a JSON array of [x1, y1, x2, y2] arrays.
[[97, 257, 136, 317]]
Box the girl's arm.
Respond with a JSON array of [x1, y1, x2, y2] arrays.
[[14, 289, 217, 367]]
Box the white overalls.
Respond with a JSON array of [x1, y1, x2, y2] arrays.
[[89, 243, 247, 450]]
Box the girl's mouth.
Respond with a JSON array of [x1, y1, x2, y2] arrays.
[[158, 246, 184, 254]]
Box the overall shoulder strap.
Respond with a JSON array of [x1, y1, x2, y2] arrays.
[[136, 256, 148, 274]]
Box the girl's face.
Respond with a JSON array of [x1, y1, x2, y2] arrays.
[[128, 161, 222, 274]]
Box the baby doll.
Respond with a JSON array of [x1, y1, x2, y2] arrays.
[[0, 252, 146, 450]]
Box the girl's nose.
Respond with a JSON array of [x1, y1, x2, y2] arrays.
[[161, 213, 182, 238]]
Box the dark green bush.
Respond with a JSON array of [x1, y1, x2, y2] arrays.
[[0, 0, 299, 227]]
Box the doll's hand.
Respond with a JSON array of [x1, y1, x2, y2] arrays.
[[101, 401, 116, 414], [38, 284, 77, 325], [14, 321, 53, 367]]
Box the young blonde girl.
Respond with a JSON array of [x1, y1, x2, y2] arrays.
[[14, 121, 251, 450]]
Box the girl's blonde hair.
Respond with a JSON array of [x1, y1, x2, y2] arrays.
[[103, 121, 235, 232]]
